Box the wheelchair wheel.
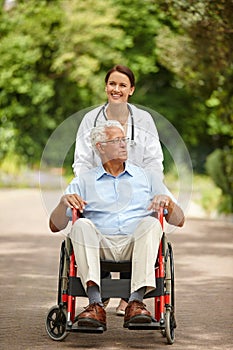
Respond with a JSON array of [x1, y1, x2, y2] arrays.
[[45, 305, 68, 341], [57, 240, 68, 305], [167, 242, 175, 310], [164, 242, 176, 344]]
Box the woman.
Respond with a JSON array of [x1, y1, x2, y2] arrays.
[[72, 65, 164, 315], [72, 65, 164, 180]]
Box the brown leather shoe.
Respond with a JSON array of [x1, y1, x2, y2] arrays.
[[124, 300, 152, 327], [77, 303, 106, 330]]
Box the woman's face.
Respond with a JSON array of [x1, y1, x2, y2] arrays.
[[105, 71, 135, 103]]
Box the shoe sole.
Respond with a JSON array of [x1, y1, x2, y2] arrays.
[[124, 315, 152, 328], [78, 317, 107, 331]]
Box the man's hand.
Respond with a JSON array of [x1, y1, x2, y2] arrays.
[[147, 195, 173, 212], [60, 194, 87, 213], [49, 194, 87, 232], [148, 194, 184, 227]]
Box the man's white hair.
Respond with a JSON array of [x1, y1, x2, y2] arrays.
[[90, 120, 124, 153]]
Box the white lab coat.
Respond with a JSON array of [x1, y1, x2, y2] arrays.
[[72, 103, 164, 179]]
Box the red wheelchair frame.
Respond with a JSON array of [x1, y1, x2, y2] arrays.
[[45, 207, 176, 344]]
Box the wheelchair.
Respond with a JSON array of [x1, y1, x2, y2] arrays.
[[45, 207, 176, 345]]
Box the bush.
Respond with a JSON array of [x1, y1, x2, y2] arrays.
[[205, 148, 233, 213]]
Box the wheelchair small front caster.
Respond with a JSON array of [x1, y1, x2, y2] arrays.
[[45, 305, 68, 341], [165, 308, 175, 344]]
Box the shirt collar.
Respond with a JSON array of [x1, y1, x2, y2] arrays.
[[96, 162, 134, 180]]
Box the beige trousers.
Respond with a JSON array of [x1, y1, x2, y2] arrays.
[[69, 216, 163, 294]]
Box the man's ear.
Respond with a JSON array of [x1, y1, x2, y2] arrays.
[[96, 142, 105, 155]]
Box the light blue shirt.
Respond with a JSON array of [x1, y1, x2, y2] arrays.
[[65, 162, 175, 236]]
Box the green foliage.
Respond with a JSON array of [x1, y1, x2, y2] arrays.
[[206, 148, 233, 213], [156, 0, 233, 177], [157, 0, 233, 89], [0, 0, 232, 212], [51, 0, 128, 105], [192, 174, 222, 216], [0, 0, 63, 162]]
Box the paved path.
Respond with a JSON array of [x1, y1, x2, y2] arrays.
[[0, 189, 232, 350]]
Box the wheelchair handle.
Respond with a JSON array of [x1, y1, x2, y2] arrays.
[[72, 208, 79, 224], [158, 207, 168, 229]]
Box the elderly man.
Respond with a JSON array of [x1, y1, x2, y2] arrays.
[[49, 120, 184, 330]]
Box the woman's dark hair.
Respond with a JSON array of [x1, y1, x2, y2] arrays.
[[105, 65, 135, 87]]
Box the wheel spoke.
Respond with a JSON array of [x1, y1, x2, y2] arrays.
[[45, 305, 68, 341]]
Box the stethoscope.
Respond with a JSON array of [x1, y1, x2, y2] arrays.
[[93, 103, 136, 146]]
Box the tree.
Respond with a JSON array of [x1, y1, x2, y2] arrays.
[[155, 0, 233, 145], [0, 0, 130, 163], [0, 0, 232, 213], [155, 0, 233, 211], [0, 0, 64, 162]]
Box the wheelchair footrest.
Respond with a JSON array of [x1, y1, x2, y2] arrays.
[[68, 324, 105, 333], [127, 320, 161, 330]]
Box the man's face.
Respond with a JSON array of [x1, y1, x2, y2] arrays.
[[98, 127, 128, 162]]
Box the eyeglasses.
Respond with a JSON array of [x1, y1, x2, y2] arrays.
[[100, 137, 130, 145]]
